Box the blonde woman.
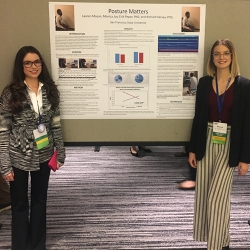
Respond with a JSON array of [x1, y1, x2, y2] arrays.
[[188, 39, 250, 250]]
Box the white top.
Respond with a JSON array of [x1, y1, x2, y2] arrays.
[[24, 81, 43, 115], [190, 76, 198, 90], [56, 14, 64, 29], [182, 16, 189, 29]]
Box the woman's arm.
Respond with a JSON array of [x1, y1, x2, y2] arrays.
[[189, 77, 206, 152], [188, 152, 197, 168], [50, 105, 66, 166], [0, 92, 13, 176]]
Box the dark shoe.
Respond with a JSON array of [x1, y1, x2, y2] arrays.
[[130, 147, 139, 157], [0, 203, 11, 213], [138, 146, 152, 152], [174, 151, 187, 157], [222, 246, 229, 250]]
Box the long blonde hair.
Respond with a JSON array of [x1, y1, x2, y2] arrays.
[[206, 39, 240, 77]]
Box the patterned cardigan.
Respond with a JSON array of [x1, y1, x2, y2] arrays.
[[0, 84, 66, 175]]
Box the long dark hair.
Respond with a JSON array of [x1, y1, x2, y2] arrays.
[[7, 46, 59, 114]]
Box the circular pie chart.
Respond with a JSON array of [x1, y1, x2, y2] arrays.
[[135, 74, 144, 83], [114, 75, 122, 83]]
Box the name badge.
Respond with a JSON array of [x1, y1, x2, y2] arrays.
[[33, 127, 49, 150], [212, 122, 227, 145]]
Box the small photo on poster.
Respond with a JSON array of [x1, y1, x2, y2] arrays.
[[182, 71, 198, 96], [58, 58, 78, 68], [79, 58, 97, 68], [55, 5, 75, 31], [181, 6, 200, 32]]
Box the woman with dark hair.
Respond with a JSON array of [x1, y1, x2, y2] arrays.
[[188, 39, 250, 250], [0, 46, 65, 250]]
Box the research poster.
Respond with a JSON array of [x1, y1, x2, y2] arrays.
[[49, 2, 206, 119]]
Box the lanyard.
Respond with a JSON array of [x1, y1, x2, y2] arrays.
[[37, 101, 43, 125], [215, 76, 231, 122], [37, 101, 46, 133], [37, 101, 45, 133]]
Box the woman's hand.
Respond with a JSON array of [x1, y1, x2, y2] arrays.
[[238, 162, 249, 176], [3, 171, 14, 181], [56, 162, 63, 170], [188, 152, 197, 168]]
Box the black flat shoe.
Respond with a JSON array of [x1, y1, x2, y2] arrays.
[[222, 246, 229, 250], [138, 146, 152, 152], [130, 147, 139, 157]]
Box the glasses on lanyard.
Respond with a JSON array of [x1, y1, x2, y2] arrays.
[[213, 52, 232, 59], [23, 60, 42, 68]]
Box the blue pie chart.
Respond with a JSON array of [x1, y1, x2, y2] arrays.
[[114, 75, 122, 83], [135, 74, 144, 83]]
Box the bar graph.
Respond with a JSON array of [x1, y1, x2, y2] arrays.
[[108, 46, 149, 68], [134, 52, 144, 63], [115, 53, 125, 63]]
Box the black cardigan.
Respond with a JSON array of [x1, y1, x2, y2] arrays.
[[189, 75, 250, 167]]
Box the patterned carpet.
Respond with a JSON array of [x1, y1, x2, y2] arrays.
[[0, 146, 249, 250]]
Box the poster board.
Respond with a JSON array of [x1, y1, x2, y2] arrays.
[[1, 0, 250, 144]]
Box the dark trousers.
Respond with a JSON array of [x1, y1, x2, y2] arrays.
[[10, 162, 50, 250], [0, 175, 11, 204]]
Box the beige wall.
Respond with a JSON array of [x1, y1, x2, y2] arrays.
[[1, 0, 250, 143]]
